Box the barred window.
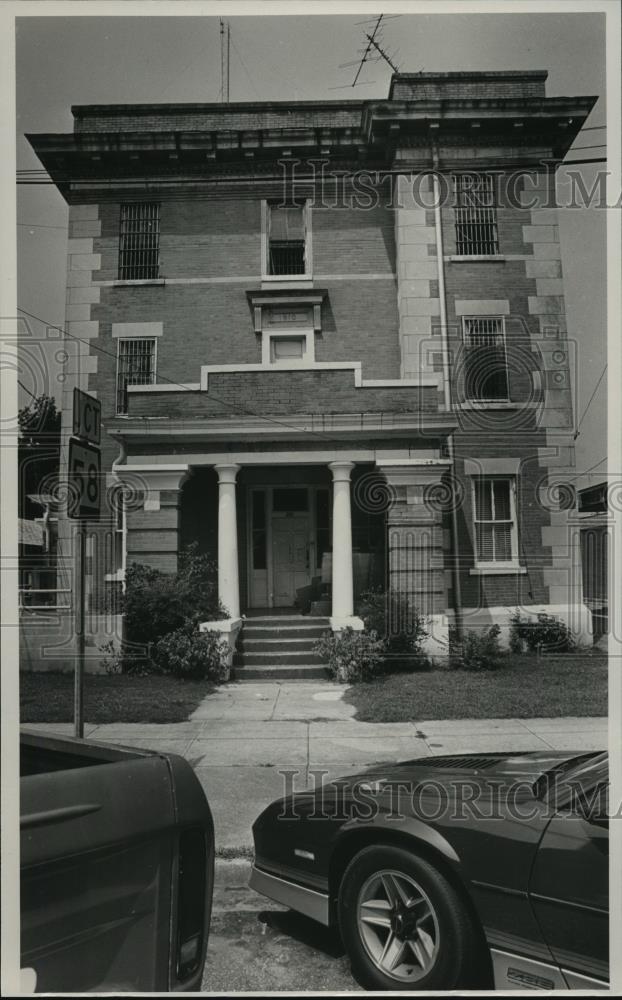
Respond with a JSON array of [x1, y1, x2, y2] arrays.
[[454, 175, 499, 255], [473, 478, 518, 564], [462, 317, 509, 401], [267, 203, 308, 275], [118, 203, 160, 280], [116, 338, 156, 414]]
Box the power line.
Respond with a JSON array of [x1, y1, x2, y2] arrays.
[[574, 364, 607, 439], [568, 456, 607, 483], [229, 31, 260, 101]]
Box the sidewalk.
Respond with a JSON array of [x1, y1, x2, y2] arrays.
[[25, 680, 608, 851]]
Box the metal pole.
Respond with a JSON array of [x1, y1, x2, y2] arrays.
[[432, 151, 464, 644], [74, 519, 86, 738]]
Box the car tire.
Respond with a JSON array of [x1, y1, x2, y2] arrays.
[[338, 844, 480, 991]]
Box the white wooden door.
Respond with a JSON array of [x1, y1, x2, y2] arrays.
[[272, 514, 310, 607]]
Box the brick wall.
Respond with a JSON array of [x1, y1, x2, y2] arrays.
[[74, 103, 364, 134], [127, 371, 439, 419]]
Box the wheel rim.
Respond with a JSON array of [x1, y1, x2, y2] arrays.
[[356, 868, 440, 983]]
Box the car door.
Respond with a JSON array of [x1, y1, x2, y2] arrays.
[[528, 776, 609, 987]]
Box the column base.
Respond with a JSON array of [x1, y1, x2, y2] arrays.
[[199, 617, 243, 676], [329, 615, 365, 633]]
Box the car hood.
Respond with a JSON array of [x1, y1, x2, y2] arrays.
[[315, 750, 600, 803]]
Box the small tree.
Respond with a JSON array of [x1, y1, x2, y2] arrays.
[[18, 394, 61, 517]]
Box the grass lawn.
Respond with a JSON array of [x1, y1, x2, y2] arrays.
[[20, 672, 214, 724], [345, 652, 608, 722]]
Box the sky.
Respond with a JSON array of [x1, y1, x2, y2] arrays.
[[14, 7, 608, 486]]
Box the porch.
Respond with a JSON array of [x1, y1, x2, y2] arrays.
[[115, 453, 452, 635]]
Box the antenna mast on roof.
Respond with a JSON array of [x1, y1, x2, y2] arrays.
[[334, 14, 401, 90], [220, 19, 230, 102]]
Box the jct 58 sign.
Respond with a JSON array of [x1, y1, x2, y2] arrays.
[[68, 439, 101, 519]]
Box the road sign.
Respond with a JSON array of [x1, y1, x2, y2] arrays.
[[68, 438, 101, 520], [73, 387, 101, 445]]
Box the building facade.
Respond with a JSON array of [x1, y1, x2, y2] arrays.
[[28, 70, 597, 664]]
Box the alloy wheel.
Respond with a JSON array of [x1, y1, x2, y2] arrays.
[[356, 868, 440, 983]]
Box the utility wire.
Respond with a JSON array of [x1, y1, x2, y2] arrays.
[[15, 305, 429, 454], [574, 364, 607, 440], [568, 456, 607, 482]]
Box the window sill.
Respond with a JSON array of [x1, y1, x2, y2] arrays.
[[113, 278, 166, 287], [104, 572, 125, 582], [260, 275, 313, 289], [448, 255, 506, 262], [469, 565, 527, 576]]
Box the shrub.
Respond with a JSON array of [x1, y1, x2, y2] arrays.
[[315, 627, 386, 684], [451, 624, 505, 672], [357, 588, 429, 671], [151, 622, 230, 682], [510, 609, 575, 654], [122, 543, 227, 662]]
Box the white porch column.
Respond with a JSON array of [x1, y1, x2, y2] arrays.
[[215, 463, 241, 619], [329, 461, 355, 622]]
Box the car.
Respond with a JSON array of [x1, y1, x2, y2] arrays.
[[250, 750, 608, 991], [21, 729, 215, 993]]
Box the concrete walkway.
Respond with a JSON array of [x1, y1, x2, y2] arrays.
[[25, 680, 608, 851]]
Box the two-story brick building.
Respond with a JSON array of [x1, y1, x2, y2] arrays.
[[27, 70, 597, 671]]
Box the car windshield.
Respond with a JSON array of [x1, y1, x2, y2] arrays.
[[532, 751, 607, 802]]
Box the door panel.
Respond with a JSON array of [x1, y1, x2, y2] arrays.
[[272, 515, 310, 606], [529, 810, 608, 983], [21, 758, 175, 992]]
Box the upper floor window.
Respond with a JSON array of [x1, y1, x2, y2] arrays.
[[264, 202, 310, 276], [116, 338, 156, 414], [473, 477, 518, 566], [462, 317, 509, 401], [118, 202, 160, 280], [454, 174, 499, 255]]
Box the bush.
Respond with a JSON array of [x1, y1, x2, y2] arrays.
[[122, 543, 227, 662], [510, 609, 575, 654], [315, 627, 386, 684], [451, 624, 505, 672], [357, 588, 429, 671], [151, 622, 230, 681]]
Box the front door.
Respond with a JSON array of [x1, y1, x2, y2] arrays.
[[272, 513, 310, 607]]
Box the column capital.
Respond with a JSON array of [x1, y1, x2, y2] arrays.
[[376, 459, 451, 487], [328, 460, 355, 483], [114, 463, 191, 493], [214, 463, 241, 485]]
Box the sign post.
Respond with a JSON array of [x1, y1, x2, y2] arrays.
[[68, 389, 102, 738]]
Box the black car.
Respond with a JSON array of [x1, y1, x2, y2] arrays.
[[250, 751, 608, 991]]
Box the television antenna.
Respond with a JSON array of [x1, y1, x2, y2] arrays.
[[335, 14, 401, 90]]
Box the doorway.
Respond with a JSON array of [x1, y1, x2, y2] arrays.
[[247, 484, 331, 609]]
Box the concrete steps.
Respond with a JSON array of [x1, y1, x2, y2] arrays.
[[234, 616, 330, 681]]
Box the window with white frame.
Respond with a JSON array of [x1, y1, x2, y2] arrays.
[[118, 202, 160, 280], [454, 174, 499, 255], [116, 338, 157, 414], [472, 477, 519, 566], [462, 317, 509, 401], [264, 202, 310, 276]]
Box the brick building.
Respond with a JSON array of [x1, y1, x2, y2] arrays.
[[27, 70, 597, 669]]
